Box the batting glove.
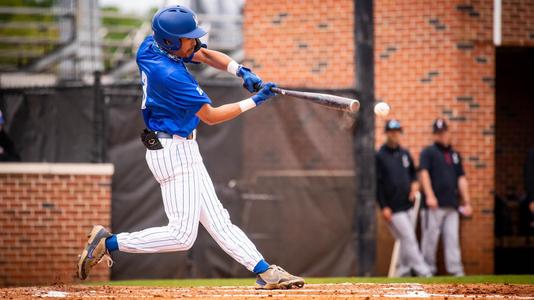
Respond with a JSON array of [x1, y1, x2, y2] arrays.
[[237, 66, 263, 93], [252, 82, 277, 105]]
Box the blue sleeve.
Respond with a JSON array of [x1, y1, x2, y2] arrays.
[[165, 71, 212, 113]]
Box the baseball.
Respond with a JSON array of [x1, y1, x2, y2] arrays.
[[374, 102, 390, 117]]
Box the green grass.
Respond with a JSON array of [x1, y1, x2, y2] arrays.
[[87, 275, 534, 287]]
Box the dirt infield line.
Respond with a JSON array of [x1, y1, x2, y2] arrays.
[[2, 283, 534, 299]]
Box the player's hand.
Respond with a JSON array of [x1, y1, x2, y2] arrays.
[[238, 66, 263, 93], [426, 194, 439, 209], [382, 207, 393, 223], [252, 82, 277, 105], [409, 190, 418, 202], [459, 204, 473, 217]]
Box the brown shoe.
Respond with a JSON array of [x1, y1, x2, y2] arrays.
[[76, 225, 113, 280], [256, 265, 305, 289]]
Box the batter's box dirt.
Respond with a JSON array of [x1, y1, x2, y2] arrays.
[[1, 283, 534, 299]]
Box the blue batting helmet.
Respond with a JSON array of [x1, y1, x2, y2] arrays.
[[151, 5, 207, 51]]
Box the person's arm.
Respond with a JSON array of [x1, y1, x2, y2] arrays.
[[458, 176, 470, 205], [376, 154, 393, 222], [191, 48, 232, 71], [420, 170, 438, 208], [407, 152, 419, 201], [419, 149, 438, 208], [196, 82, 276, 125], [192, 48, 263, 93]]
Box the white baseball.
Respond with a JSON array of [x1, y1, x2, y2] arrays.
[[374, 102, 390, 117]]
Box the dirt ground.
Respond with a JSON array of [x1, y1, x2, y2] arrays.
[[2, 283, 534, 299]]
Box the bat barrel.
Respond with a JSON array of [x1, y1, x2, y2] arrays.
[[270, 87, 359, 112]]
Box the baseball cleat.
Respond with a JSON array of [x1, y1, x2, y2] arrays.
[[76, 225, 113, 280], [256, 265, 305, 290]]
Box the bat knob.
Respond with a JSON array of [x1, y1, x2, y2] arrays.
[[349, 100, 360, 112]]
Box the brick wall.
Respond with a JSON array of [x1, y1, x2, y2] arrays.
[[0, 163, 113, 286], [243, 0, 355, 89], [243, 0, 533, 275], [502, 0, 534, 46], [374, 0, 496, 274]]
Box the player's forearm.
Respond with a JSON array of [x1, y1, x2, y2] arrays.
[[411, 181, 420, 193], [193, 48, 232, 71], [197, 99, 256, 125], [420, 170, 436, 198], [458, 176, 470, 204]]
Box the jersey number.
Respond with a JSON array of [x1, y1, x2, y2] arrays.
[[141, 71, 148, 109]]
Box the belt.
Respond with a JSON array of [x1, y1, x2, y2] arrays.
[[157, 131, 195, 140]]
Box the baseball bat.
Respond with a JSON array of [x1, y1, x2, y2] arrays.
[[271, 87, 360, 112]]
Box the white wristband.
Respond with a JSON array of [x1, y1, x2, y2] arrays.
[[227, 60, 240, 76], [238, 98, 256, 112]]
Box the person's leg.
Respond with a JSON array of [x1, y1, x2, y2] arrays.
[[193, 142, 303, 289], [77, 139, 201, 279], [442, 208, 465, 276], [390, 211, 431, 277], [115, 140, 201, 252], [421, 208, 444, 275], [388, 212, 411, 276]]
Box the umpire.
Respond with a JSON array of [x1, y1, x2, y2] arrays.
[[419, 119, 473, 276], [376, 119, 431, 277]]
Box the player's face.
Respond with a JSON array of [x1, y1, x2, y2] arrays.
[[171, 38, 197, 58], [386, 130, 401, 145], [434, 131, 450, 145]]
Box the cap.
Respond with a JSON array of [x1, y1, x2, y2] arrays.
[[432, 118, 448, 133], [385, 119, 402, 132]]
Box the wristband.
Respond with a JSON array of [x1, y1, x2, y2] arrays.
[[227, 60, 240, 76], [238, 98, 256, 112]]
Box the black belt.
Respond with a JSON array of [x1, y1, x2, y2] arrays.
[[157, 132, 194, 140]]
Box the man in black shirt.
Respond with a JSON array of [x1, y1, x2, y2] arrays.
[[0, 109, 20, 162], [419, 119, 472, 276], [376, 119, 430, 277]]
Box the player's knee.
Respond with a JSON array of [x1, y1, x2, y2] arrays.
[[167, 224, 195, 249]]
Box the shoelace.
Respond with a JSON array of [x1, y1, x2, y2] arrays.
[[97, 251, 114, 267]]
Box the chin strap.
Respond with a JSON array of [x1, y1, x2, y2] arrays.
[[153, 41, 182, 63]]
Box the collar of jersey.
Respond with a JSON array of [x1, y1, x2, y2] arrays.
[[153, 41, 183, 63]]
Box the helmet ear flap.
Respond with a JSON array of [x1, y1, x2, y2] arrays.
[[162, 38, 181, 51]]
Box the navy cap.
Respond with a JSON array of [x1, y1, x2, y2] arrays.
[[433, 118, 448, 133], [385, 119, 402, 132]]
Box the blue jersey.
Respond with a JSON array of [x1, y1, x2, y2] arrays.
[[137, 36, 211, 137]]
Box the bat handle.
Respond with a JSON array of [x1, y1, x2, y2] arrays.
[[252, 83, 283, 95], [270, 87, 283, 94]]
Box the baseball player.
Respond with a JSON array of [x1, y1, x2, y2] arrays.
[[376, 120, 431, 277], [77, 6, 304, 290], [419, 119, 473, 276]]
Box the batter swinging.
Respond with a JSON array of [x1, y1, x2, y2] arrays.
[[77, 6, 304, 290]]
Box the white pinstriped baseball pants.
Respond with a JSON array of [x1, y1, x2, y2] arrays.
[[116, 138, 264, 271]]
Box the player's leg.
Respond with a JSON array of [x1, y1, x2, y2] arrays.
[[77, 139, 201, 279], [116, 140, 202, 252], [421, 208, 444, 275], [388, 212, 410, 276], [441, 208, 465, 276], [194, 154, 304, 289], [390, 211, 431, 277], [116, 141, 201, 252]]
